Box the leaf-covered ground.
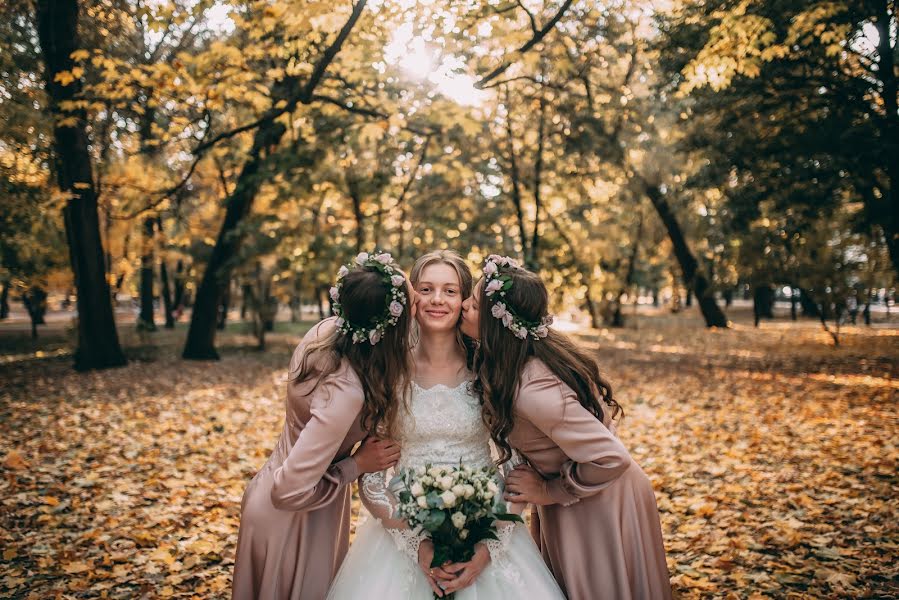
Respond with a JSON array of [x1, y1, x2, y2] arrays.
[[1, 310, 897, 599]]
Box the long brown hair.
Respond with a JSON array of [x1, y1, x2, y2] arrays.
[[472, 264, 621, 463], [292, 264, 412, 438], [410, 250, 475, 365]]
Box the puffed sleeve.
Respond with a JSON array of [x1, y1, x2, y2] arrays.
[[269, 319, 364, 511], [517, 366, 632, 506], [270, 373, 364, 511]]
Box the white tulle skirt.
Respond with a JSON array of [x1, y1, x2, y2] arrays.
[[327, 517, 565, 600]]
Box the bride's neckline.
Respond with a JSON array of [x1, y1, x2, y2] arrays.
[[411, 379, 472, 393]]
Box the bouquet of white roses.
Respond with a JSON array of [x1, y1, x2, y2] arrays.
[[389, 463, 522, 598]]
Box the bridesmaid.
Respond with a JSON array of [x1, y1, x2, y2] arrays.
[[460, 255, 671, 600], [232, 251, 415, 600]]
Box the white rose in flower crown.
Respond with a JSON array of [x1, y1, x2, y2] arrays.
[[515, 326, 529, 339], [440, 490, 457, 508], [338, 265, 349, 278], [536, 324, 549, 338], [329, 286, 339, 301], [335, 317, 345, 328], [375, 253, 392, 264], [369, 329, 382, 345], [485, 279, 504, 296], [355, 252, 370, 265], [483, 261, 498, 276], [491, 302, 507, 318], [390, 274, 405, 287], [439, 476, 454, 491], [417, 495, 429, 509], [410, 482, 425, 497], [502, 313, 514, 327], [451, 512, 467, 530], [389, 300, 404, 317]]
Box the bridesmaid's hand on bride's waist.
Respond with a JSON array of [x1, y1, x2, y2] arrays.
[[352, 437, 401, 474]]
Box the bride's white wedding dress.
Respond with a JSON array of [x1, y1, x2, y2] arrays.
[[326, 381, 565, 599]]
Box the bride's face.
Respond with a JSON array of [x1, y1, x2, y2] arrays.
[[415, 263, 463, 333], [460, 279, 481, 340]]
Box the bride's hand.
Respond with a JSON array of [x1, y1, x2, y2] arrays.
[[418, 540, 454, 597], [440, 543, 491, 595], [352, 437, 401, 474], [504, 465, 553, 505]]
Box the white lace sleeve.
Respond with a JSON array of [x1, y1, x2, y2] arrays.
[[359, 471, 424, 561]]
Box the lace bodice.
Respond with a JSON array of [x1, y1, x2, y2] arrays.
[[395, 381, 493, 472]]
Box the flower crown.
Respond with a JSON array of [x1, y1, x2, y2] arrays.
[[329, 251, 407, 345], [482, 254, 553, 340]]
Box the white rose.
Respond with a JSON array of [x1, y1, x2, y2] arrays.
[[460, 529, 469, 540], [451, 484, 466, 498], [338, 265, 349, 278], [334, 317, 345, 328], [483, 261, 498, 276], [391, 274, 405, 287], [417, 496, 429, 509], [491, 302, 507, 319], [439, 476, 454, 491], [487, 480, 499, 494], [451, 512, 467, 530], [369, 329, 382, 345], [502, 313, 514, 327], [329, 286, 339, 301], [389, 300, 404, 317], [515, 326, 529, 339], [535, 324, 549, 338], [483, 490, 494, 500], [440, 490, 457, 508], [375, 252, 392, 264], [410, 482, 425, 497], [485, 279, 503, 296], [355, 252, 370, 265], [428, 467, 442, 478], [463, 484, 475, 499]]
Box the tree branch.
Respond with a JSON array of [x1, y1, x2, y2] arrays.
[[475, 0, 574, 88], [516, 0, 540, 35]]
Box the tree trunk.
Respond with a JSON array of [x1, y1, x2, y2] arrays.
[[873, 0, 899, 278], [529, 93, 545, 269], [584, 287, 601, 329], [138, 217, 156, 330], [173, 259, 185, 312], [181, 0, 366, 359], [182, 120, 286, 359], [504, 86, 528, 262], [160, 259, 175, 328], [241, 283, 252, 320], [316, 287, 325, 320], [642, 182, 728, 327], [217, 281, 231, 330], [35, 0, 126, 370], [347, 173, 365, 252], [0, 280, 9, 319]]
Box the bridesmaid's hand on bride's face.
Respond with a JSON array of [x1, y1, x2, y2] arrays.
[[440, 543, 491, 594], [352, 437, 401, 474], [504, 465, 553, 505], [418, 540, 454, 597]]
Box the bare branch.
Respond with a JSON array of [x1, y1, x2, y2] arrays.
[[475, 0, 575, 89], [516, 0, 539, 35]]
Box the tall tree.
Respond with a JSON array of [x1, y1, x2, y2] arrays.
[[35, 0, 126, 370]]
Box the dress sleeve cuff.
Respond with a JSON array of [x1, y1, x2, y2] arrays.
[[546, 476, 580, 507], [332, 456, 359, 485]]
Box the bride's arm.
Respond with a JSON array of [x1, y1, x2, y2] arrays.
[[358, 468, 427, 561]]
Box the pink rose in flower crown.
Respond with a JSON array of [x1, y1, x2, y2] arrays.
[[485, 279, 504, 296]]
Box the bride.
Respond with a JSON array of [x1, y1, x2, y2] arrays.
[[327, 250, 564, 599]]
